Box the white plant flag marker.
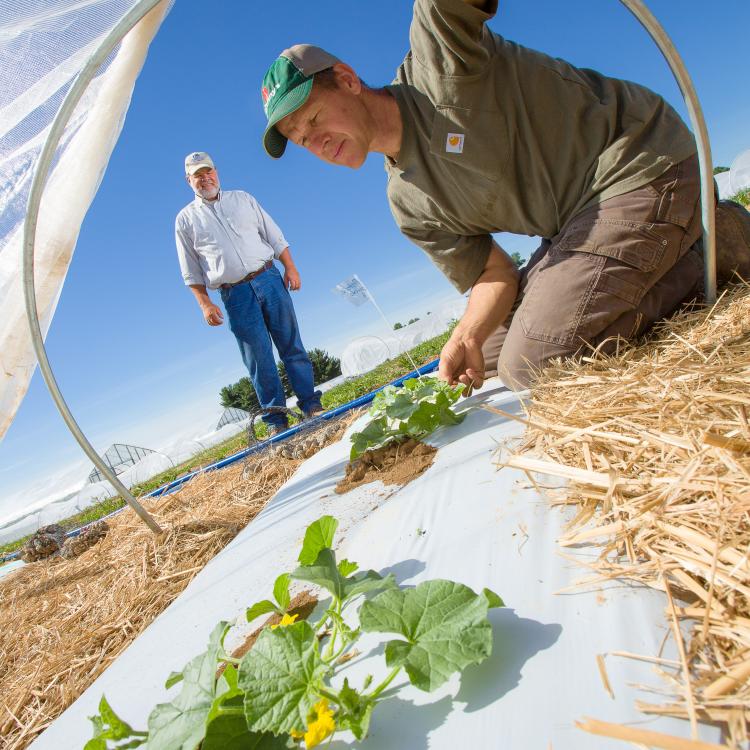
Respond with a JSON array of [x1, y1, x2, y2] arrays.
[[332, 275, 370, 307], [333, 274, 423, 377]]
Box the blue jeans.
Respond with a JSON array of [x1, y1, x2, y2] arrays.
[[219, 266, 321, 426]]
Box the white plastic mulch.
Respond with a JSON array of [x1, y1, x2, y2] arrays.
[[30, 381, 721, 749]]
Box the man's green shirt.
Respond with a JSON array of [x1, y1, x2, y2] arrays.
[[385, 0, 696, 292]]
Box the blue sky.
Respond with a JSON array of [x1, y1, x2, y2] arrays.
[[1, 0, 748, 520]]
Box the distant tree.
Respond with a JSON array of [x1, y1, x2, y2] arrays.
[[713, 166, 730, 175], [393, 322, 404, 330], [509, 251, 524, 268], [308, 348, 342, 384], [220, 376, 260, 413], [223, 350, 342, 407], [407, 317, 420, 325], [277, 348, 342, 396]]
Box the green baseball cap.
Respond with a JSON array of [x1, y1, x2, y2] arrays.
[[261, 44, 340, 159]]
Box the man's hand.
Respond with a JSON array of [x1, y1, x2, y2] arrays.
[[278, 247, 301, 291], [438, 329, 485, 390], [436, 241, 520, 391], [202, 302, 224, 326], [284, 267, 301, 291]]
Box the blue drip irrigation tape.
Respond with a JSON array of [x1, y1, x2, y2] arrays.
[[1, 360, 439, 564]]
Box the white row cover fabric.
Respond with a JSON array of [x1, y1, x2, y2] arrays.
[[715, 148, 750, 200], [0, 419, 248, 545], [0, 0, 172, 441], [340, 298, 467, 377], [30, 383, 720, 748]]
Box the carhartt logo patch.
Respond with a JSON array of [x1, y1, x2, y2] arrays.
[[446, 133, 464, 154]]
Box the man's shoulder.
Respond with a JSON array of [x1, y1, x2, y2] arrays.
[[176, 200, 198, 225], [223, 189, 256, 202]]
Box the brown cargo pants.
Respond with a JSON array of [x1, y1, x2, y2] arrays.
[[482, 154, 704, 388]]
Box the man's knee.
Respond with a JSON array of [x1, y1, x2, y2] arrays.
[[496, 334, 553, 390]]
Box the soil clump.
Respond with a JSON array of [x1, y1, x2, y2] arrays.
[[335, 438, 437, 494]]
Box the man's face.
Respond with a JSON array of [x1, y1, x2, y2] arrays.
[[276, 68, 370, 169], [187, 166, 220, 200]]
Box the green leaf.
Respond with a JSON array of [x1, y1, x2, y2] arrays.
[[217, 664, 239, 694], [359, 580, 494, 692], [293, 550, 395, 604], [239, 621, 328, 735], [384, 392, 420, 421], [349, 377, 465, 458], [337, 558, 359, 577], [273, 573, 291, 611], [292, 548, 345, 600], [203, 692, 286, 750], [147, 622, 227, 750], [165, 671, 184, 690], [336, 678, 374, 741], [84, 696, 148, 750], [482, 587, 505, 609], [349, 417, 389, 459], [298, 516, 338, 566], [246, 600, 279, 623], [85, 696, 147, 749], [342, 570, 397, 601]]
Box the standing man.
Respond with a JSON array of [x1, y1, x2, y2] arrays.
[[175, 151, 322, 434], [258, 0, 750, 390]]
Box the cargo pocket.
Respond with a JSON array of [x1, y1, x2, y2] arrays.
[[517, 218, 669, 347]]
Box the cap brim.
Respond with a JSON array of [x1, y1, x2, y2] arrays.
[[186, 163, 215, 175], [262, 78, 313, 159]]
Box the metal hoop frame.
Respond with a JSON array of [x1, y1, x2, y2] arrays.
[[22, 0, 165, 534], [20, 1, 716, 536], [619, 0, 716, 302]]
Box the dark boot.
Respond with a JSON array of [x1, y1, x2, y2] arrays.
[[715, 200, 750, 285]]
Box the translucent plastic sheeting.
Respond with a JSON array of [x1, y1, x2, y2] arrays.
[[715, 149, 750, 200], [0, 0, 172, 441], [340, 298, 467, 377], [0, 419, 248, 545], [0, 480, 115, 545], [715, 170, 734, 200], [31, 383, 721, 748], [116, 451, 174, 487], [730, 149, 750, 195]]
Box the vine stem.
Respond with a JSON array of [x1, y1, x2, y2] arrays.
[[215, 706, 244, 716], [317, 687, 341, 705], [323, 599, 342, 660], [367, 666, 402, 700]]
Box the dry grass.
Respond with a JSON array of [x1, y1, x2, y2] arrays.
[[0, 415, 355, 750], [495, 283, 750, 748]]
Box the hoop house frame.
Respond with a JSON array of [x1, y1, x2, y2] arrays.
[[21, 0, 716, 536]]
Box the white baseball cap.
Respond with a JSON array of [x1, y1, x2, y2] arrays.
[[184, 151, 215, 175]]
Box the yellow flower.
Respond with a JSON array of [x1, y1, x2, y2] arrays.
[[270, 613, 298, 630], [291, 699, 336, 749]]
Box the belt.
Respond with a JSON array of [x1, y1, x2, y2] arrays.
[[220, 260, 273, 289]]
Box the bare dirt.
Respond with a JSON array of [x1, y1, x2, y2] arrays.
[[335, 438, 437, 494], [230, 589, 319, 660]]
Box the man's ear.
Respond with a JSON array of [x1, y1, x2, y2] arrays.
[[332, 62, 361, 95]]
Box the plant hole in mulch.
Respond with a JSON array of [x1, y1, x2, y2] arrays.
[[335, 438, 437, 495], [229, 590, 320, 662]]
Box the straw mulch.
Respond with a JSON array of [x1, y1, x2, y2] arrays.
[[0, 415, 354, 750], [497, 284, 750, 749]]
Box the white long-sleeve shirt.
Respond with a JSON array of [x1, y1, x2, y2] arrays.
[[175, 190, 289, 289]]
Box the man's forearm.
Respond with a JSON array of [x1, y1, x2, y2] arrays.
[[189, 284, 212, 309], [456, 242, 519, 344], [277, 247, 296, 272]]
